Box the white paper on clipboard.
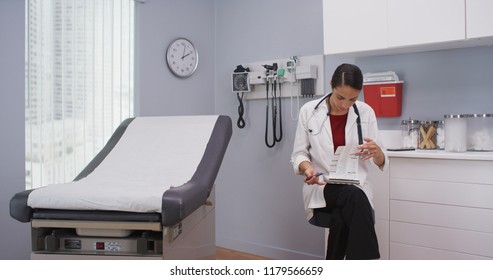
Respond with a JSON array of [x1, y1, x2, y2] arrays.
[[325, 145, 360, 185]]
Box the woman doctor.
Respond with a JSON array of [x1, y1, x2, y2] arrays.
[[291, 63, 387, 260]]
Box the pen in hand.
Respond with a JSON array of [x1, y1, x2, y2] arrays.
[[305, 172, 323, 181]]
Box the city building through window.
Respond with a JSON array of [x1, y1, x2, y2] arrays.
[[25, 0, 135, 189]]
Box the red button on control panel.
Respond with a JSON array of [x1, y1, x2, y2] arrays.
[[96, 242, 105, 250]]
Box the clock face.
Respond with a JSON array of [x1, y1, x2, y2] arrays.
[[166, 38, 198, 78]]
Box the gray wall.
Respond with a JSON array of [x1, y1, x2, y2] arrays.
[[354, 46, 493, 130], [214, 0, 493, 259], [214, 0, 326, 259], [1, 0, 492, 260], [137, 0, 216, 116], [0, 0, 218, 260], [0, 0, 31, 259]]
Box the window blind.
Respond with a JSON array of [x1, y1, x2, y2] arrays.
[[25, 0, 135, 189]]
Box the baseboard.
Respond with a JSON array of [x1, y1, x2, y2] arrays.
[[217, 237, 323, 260]]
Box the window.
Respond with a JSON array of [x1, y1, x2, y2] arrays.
[[25, 0, 135, 189]]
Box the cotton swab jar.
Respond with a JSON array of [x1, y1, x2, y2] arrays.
[[401, 118, 419, 149], [444, 114, 467, 152], [467, 114, 493, 151]]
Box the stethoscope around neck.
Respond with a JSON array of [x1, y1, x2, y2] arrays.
[[307, 93, 363, 145]]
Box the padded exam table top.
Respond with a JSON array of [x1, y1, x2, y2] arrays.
[[10, 115, 232, 226]]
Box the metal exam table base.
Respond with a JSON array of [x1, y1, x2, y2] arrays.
[[30, 191, 215, 260], [10, 115, 232, 260]]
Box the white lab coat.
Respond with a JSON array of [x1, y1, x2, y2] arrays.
[[290, 96, 388, 221]]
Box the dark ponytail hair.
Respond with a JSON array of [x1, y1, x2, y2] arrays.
[[331, 63, 363, 91]]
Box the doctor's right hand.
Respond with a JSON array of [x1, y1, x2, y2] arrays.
[[304, 168, 325, 185]]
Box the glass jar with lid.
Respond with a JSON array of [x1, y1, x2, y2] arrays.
[[436, 120, 445, 150], [401, 118, 419, 149], [467, 113, 493, 151], [418, 120, 438, 150], [444, 114, 467, 152]]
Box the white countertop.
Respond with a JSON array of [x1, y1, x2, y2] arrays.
[[386, 149, 493, 161], [379, 130, 493, 161]]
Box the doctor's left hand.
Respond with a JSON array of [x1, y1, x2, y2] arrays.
[[357, 137, 385, 167]]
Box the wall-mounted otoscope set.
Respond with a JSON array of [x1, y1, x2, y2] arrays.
[[262, 62, 283, 148], [231, 55, 325, 148]]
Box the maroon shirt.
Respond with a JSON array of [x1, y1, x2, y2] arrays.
[[329, 113, 348, 152]]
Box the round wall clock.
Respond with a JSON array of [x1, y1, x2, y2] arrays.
[[166, 38, 199, 78]]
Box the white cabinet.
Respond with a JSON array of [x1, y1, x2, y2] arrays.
[[323, 0, 493, 55], [324, 150, 493, 260], [388, 157, 493, 259], [387, 0, 465, 47], [369, 164, 390, 259], [323, 0, 387, 54], [466, 0, 493, 39]]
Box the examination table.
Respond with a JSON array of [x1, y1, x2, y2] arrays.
[[10, 115, 232, 259]]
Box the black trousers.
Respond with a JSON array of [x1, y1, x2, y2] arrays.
[[319, 183, 380, 260]]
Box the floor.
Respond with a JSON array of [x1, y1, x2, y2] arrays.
[[209, 247, 270, 260]]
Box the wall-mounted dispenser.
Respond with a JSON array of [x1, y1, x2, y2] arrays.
[[363, 71, 404, 117]]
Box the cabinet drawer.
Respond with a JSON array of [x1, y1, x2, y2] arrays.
[[390, 221, 493, 258], [369, 164, 389, 220], [390, 158, 493, 184], [390, 200, 493, 233], [390, 242, 491, 260], [390, 178, 493, 209]]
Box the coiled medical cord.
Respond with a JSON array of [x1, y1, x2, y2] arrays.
[[265, 79, 275, 148], [236, 92, 245, 128], [265, 79, 283, 148]]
